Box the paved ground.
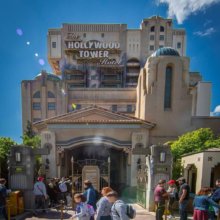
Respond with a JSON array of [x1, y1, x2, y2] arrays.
[[11, 204, 193, 220], [12, 204, 156, 220]]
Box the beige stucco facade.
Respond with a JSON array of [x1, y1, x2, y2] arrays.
[[182, 148, 220, 193]]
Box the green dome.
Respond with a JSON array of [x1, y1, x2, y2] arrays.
[[35, 71, 61, 81], [151, 47, 180, 57]]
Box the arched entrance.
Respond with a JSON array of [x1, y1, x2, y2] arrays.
[[63, 144, 128, 194], [210, 163, 220, 187], [186, 164, 197, 194]]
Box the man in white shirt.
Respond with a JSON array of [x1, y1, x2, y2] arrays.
[[59, 177, 68, 205]]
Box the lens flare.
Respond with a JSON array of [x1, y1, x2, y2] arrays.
[[26, 41, 30, 45], [16, 28, 23, 36], [61, 88, 66, 96], [38, 59, 45, 66], [35, 53, 39, 57]]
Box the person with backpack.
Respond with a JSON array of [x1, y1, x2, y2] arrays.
[[0, 178, 8, 220], [167, 179, 178, 219], [72, 193, 95, 220], [154, 179, 169, 220], [96, 187, 113, 220], [107, 191, 136, 220], [83, 180, 97, 215]]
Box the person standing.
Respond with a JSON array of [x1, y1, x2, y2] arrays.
[[59, 177, 68, 205], [0, 178, 8, 220], [193, 187, 220, 220], [96, 187, 113, 220], [177, 177, 190, 220], [33, 176, 47, 213], [167, 179, 178, 219], [154, 179, 168, 220], [211, 179, 220, 218], [107, 191, 130, 220], [83, 180, 97, 214]]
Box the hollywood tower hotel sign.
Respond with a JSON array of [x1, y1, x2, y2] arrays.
[[65, 33, 122, 65]]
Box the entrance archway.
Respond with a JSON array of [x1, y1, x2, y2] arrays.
[[210, 163, 220, 187], [64, 144, 128, 194]]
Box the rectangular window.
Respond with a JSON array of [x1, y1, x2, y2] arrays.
[[159, 45, 164, 48], [48, 102, 56, 110], [33, 102, 41, 110], [177, 42, 181, 48], [33, 118, 41, 122], [83, 33, 86, 38], [127, 105, 133, 113], [112, 105, 117, 112], [52, 42, 56, 48], [101, 33, 105, 38], [159, 35, 165, 41], [150, 45, 154, 51], [76, 104, 81, 110], [150, 35, 154, 41]]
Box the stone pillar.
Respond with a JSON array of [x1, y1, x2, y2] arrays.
[[41, 131, 57, 178], [146, 145, 172, 211]]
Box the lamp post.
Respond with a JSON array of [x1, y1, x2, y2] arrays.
[[108, 156, 111, 187], [71, 156, 74, 202], [159, 152, 166, 163]]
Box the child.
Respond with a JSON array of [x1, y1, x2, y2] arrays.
[[72, 193, 95, 220]]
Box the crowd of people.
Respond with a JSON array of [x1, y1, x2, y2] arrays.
[[154, 177, 220, 220], [2, 175, 220, 220], [33, 177, 136, 220]]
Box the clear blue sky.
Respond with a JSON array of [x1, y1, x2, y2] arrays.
[[0, 0, 220, 143]]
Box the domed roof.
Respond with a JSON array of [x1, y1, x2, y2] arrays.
[[35, 71, 61, 81], [151, 47, 180, 57]]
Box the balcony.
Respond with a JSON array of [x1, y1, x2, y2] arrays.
[[126, 72, 139, 77]]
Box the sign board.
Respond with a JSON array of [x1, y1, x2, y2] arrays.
[[82, 165, 100, 190]]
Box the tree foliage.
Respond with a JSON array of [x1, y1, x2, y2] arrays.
[[0, 137, 16, 178], [21, 120, 41, 148], [170, 128, 220, 179]]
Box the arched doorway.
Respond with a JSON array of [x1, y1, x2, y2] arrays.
[[210, 163, 220, 187], [64, 144, 128, 194], [186, 164, 197, 194]]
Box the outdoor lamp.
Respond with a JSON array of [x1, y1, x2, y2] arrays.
[[71, 156, 74, 164], [159, 152, 166, 163], [15, 152, 21, 162], [108, 156, 111, 163]]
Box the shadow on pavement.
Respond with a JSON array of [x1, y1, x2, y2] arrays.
[[25, 210, 72, 219]]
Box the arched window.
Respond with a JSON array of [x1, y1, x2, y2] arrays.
[[33, 91, 40, 98], [164, 66, 172, 109], [160, 26, 165, 32], [48, 91, 55, 98], [150, 26, 155, 32]]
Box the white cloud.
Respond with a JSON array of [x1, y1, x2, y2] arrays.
[[194, 27, 216, 37], [214, 105, 220, 112], [158, 0, 220, 24]]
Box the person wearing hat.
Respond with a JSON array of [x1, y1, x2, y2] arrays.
[[167, 179, 177, 219], [177, 177, 190, 220], [154, 179, 169, 220], [33, 176, 47, 214]]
